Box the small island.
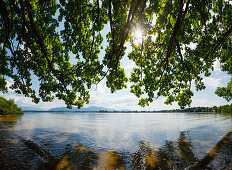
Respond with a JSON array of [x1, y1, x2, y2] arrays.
[[0, 97, 23, 115]]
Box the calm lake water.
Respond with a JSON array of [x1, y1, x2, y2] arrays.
[[0, 112, 232, 169]]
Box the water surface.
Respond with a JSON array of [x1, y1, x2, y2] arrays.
[[0, 112, 232, 169]]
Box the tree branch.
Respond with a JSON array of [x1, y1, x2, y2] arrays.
[[206, 27, 232, 60], [164, 0, 190, 63], [89, 0, 100, 59], [154, 0, 191, 98], [24, 0, 73, 104], [109, 0, 115, 60], [0, 0, 16, 59], [24, 0, 61, 75], [0, 0, 10, 38], [114, 0, 144, 70], [174, 37, 191, 89], [165, 0, 184, 61]]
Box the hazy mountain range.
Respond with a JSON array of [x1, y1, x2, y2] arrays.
[[49, 106, 114, 112], [22, 106, 115, 112], [21, 106, 44, 111]]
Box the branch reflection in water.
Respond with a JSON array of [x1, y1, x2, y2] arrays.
[[132, 131, 198, 169], [55, 130, 232, 169], [55, 131, 200, 169], [1, 113, 232, 169]]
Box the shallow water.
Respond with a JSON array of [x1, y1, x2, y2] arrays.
[[0, 112, 232, 169]]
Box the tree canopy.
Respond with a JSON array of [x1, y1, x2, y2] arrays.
[[0, 0, 231, 109], [0, 97, 23, 114]]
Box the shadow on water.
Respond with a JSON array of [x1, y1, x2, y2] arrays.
[[56, 143, 97, 169], [131, 130, 232, 170], [55, 143, 125, 169], [131, 131, 199, 169], [0, 115, 58, 169], [1, 128, 232, 169], [0, 114, 232, 169], [50, 131, 232, 169]]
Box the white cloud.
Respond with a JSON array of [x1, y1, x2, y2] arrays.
[[0, 78, 66, 110], [89, 82, 138, 110], [203, 77, 221, 88], [191, 98, 230, 107], [1, 90, 66, 110], [88, 82, 180, 111], [188, 42, 197, 49], [123, 63, 135, 70], [213, 59, 221, 72], [6, 78, 14, 91], [1, 71, 230, 111]]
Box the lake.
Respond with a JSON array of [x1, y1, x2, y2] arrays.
[[0, 112, 232, 169]]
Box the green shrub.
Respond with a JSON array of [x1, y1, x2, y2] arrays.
[[0, 97, 23, 115], [217, 104, 232, 114]]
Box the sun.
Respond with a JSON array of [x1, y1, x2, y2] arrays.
[[133, 27, 143, 43]]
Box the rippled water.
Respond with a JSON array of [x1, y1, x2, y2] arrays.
[[0, 112, 232, 169]]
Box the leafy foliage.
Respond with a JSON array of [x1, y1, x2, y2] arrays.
[[159, 106, 215, 113], [215, 77, 232, 102], [0, 97, 23, 114], [158, 105, 232, 114], [0, 0, 231, 109], [216, 103, 232, 114]]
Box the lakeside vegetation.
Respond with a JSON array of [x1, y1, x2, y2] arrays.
[[216, 104, 232, 114], [158, 104, 232, 114], [99, 104, 232, 114], [0, 97, 23, 115], [24, 104, 232, 114]]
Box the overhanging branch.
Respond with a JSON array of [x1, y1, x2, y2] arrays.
[[114, 0, 144, 70], [24, 0, 61, 76]]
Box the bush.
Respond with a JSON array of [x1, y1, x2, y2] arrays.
[[217, 104, 232, 114], [0, 97, 23, 115]]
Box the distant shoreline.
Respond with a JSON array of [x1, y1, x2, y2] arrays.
[[23, 110, 215, 113], [21, 104, 232, 114]]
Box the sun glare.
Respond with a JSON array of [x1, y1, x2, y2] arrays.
[[133, 28, 143, 42]]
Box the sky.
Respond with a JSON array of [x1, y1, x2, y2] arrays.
[[0, 5, 231, 111], [0, 58, 230, 111]]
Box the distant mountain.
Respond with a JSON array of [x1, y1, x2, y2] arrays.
[[49, 106, 114, 112], [21, 106, 44, 111]]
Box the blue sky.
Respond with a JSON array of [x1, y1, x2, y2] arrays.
[[0, 7, 231, 111], [0, 57, 230, 111], [1, 35, 230, 111]]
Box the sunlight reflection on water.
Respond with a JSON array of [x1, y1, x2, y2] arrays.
[[0, 112, 232, 169], [9, 113, 232, 151]]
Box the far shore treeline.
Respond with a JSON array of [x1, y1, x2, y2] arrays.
[[158, 104, 232, 114], [0, 96, 231, 115], [0, 97, 23, 115], [214, 104, 232, 114]]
